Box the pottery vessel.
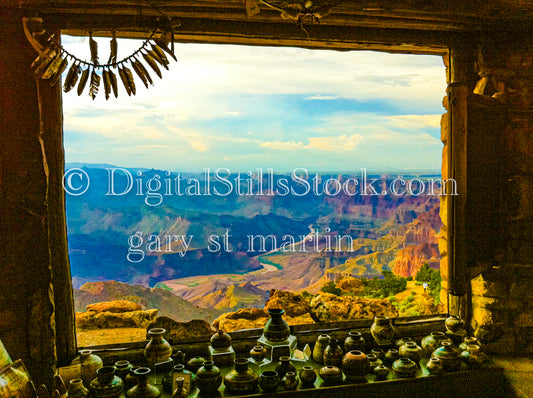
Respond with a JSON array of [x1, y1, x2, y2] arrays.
[[126, 367, 160, 398], [374, 364, 389, 380], [344, 331, 365, 352], [398, 341, 423, 363], [144, 328, 172, 368], [282, 371, 298, 390], [172, 377, 187, 398], [426, 357, 443, 375], [445, 315, 465, 334], [124, 366, 141, 391], [90, 366, 124, 398], [312, 334, 330, 364], [114, 360, 132, 383], [460, 345, 486, 368], [71, 349, 103, 387], [67, 379, 89, 398], [249, 346, 267, 362], [459, 336, 481, 352], [370, 316, 395, 346], [319, 366, 343, 385], [223, 358, 258, 394], [162, 364, 196, 393], [210, 329, 232, 352], [370, 348, 385, 360], [341, 350, 369, 381], [395, 337, 414, 349], [275, 356, 296, 379], [366, 354, 383, 373], [195, 361, 222, 393], [259, 371, 280, 393], [187, 356, 206, 373], [384, 349, 399, 366], [421, 332, 446, 357], [323, 338, 344, 367], [431, 340, 461, 372], [263, 309, 291, 342], [392, 358, 417, 378], [299, 366, 317, 387]]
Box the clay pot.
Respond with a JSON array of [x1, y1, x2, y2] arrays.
[[162, 364, 195, 393], [259, 371, 280, 393], [426, 357, 443, 375], [195, 361, 222, 393], [374, 364, 389, 380], [187, 356, 206, 373], [89, 366, 124, 398], [460, 345, 486, 368], [459, 336, 481, 353], [67, 379, 89, 398], [249, 346, 267, 363], [124, 366, 141, 391], [223, 358, 258, 394], [395, 337, 414, 349], [275, 356, 296, 379], [431, 340, 461, 372], [366, 354, 383, 373], [126, 367, 160, 398], [263, 309, 291, 342], [344, 331, 365, 352], [370, 348, 385, 360], [299, 366, 317, 387], [398, 341, 423, 363], [392, 358, 417, 378], [210, 329, 231, 352], [282, 371, 299, 390], [172, 377, 187, 398], [341, 350, 369, 381], [383, 349, 399, 366], [323, 338, 344, 367], [312, 334, 330, 364], [421, 332, 446, 357], [370, 316, 395, 346], [71, 349, 103, 387], [144, 328, 172, 368], [114, 360, 132, 383], [445, 315, 465, 334], [319, 366, 343, 385]]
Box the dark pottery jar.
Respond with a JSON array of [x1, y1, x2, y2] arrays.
[[312, 334, 330, 364], [89, 366, 124, 398], [341, 350, 369, 381], [392, 358, 417, 378], [275, 356, 296, 379], [249, 346, 267, 362], [374, 364, 389, 380], [431, 340, 461, 372], [299, 366, 317, 387], [319, 366, 343, 385], [187, 356, 206, 373], [210, 329, 232, 352], [124, 366, 141, 391], [366, 354, 383, 373], [71, 349, 103, 387], [259, 371, 280, 393], [144, 328, 172, 369], [162, 364, 196, 393], [263, 309, 291, 342], [67, 379, 89, 398], [459, 336, 481, 352], [426, 357, 443, 375], [282, 371, 298, 391], [114, 360, 132, 383], [344, 331, 365, 352], [195, 361, 222, 393], [172, 377, 187, 398], [126, 367, 160, 398], [398, 341, 423, 363], [172, 350, 185, 365], [223, 358, 258, 394], [370, 348, 385, 360], [323, 338, 344, 367], [421, 332, 446, 357], [384, 349, 399, 366], [445, 315, 465, 334], [460, 345, 486, 368], [395, 337, 413, 349], [370, 316, 395, 346]]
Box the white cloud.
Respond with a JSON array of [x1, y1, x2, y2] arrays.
[[260, 134, 363, 151]]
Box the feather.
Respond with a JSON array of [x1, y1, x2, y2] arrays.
[[133, 58, 153, 85], [108, 69, 118, 98], [37, 384, 50, 398], [142, 52, 162, 79], [90, 32, 99, 65], [103, 69, 111, 100], [148, 49, 168, 70], [154, 37, 177, 61], [151, 43, 170, 66], [33, 47, 58, 78], [49, 56, 68, 86], [89, 69, 101, 100], [118, 67, 132, 96], [63, 62, 80, 93], [77, 68, 90, 96], [40, 53, 64, 80], [123, 66, 136, 95], [108, 31, 118, 65], [131, 60, 149, 89], [53, 375, 66, 396]]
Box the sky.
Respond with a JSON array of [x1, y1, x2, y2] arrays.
[[62, 36, 447, 173]]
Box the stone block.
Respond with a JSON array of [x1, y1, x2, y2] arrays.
[[441, 145, 449, 181], [440, 113, 449, 144], [439, 195, 447, 226], [437, 227, 447, 257], [439, 255, 449, 281]]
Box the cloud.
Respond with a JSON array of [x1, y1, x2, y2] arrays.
[[260, 134, 363, 151], [305, 95, 339, 100]]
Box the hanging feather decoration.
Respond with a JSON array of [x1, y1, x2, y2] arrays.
[[142, 51, 162, 79], [89, 32, 99, 65], [108, 31, 118, 65], [63, 62, 80, 93], [89, 68, 101, 100], [50, 56, 69, 86], [118, 67, 132, 96], [77, 68, 90, 96], [108, 69, 119, 98]]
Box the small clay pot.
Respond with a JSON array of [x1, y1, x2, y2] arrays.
[[392, 358, 417, 378], [125, 367, 160, 398], [421, 332, 446, 357], [186, 356, 205, 374], [281, 371, 298, 391], [259, 371, 280, 393], [459, 336, 481, 353], [384, 349, 399, 366], [341, 350, 369, 381], [144, 328, 172, 369], [299, 366, 317, 387], [210, 330, 232, 352], [366, 354, 383, 373], [249, 346, 267, 362], [319, 366, 343, 385], [90, 366, 124, 398], [431, 340, 461, 372], [263, 309, 291, 342], [312, 334, 330, 364], [114, 360, 132, 383], [445, 315, 465, 334], [426, 357, 443, 375], [323, 338, 344, 368], [275, 356, 296, 379], [344, 331, 365, 352], [370, 316, 395, 346], [370, 348, 385, 360], [374, 364, 389, 380], [223, 358, 258, 394], [67, 379, 89, 398], [398, 341, 423, 363], [195, 361, 222, 393]]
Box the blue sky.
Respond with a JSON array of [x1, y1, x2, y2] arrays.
[[62, 36, 446, 173]]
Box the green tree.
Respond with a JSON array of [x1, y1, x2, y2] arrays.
[[321, 282, 342, 296]]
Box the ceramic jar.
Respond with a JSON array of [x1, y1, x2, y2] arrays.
[[172, 377, 187, 398], [144, 328, 172, 368], [114, 360, 132, 383], [395, 337, 414, 349], [319, 366, 343, 385], [398, 341, 423, 363], [186, 356, 205, 373], [282, 371, 299, 390], [259, 371, 280, 393], [392, 358, 417, 378], [460, 345, 486, 368], [445, 315, 465, 334], [459, 336, 481, 352], [432, 340, 461, 372], [210, 329, 232, 352], [374, 364, 389, 380], [162, 364, 195, 393], [124, 366, 141, 391], [312, 334, 330, 364], [426, 357, 443, 375], [275, 356, 296, 379], [223, 358, 258, 394], [263, 309, 291, 342], [370, 348, 385, 360], [370, 316, 395, 346], [249, 345, 267, 362], [344, 331, 365, 352], [299, 366, 317, 387], [384, 349, 399, 366], [366, 354, 383, 373], [126, 367, 160, 398], [323, 338, 344, 367], [89, 366, 124, 398], [71, 349, 103, 387], [67, 379, 89, 398], [421, 332, 446, 357], [195, 361, 222, 393], [341, 350, 370, 381]]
